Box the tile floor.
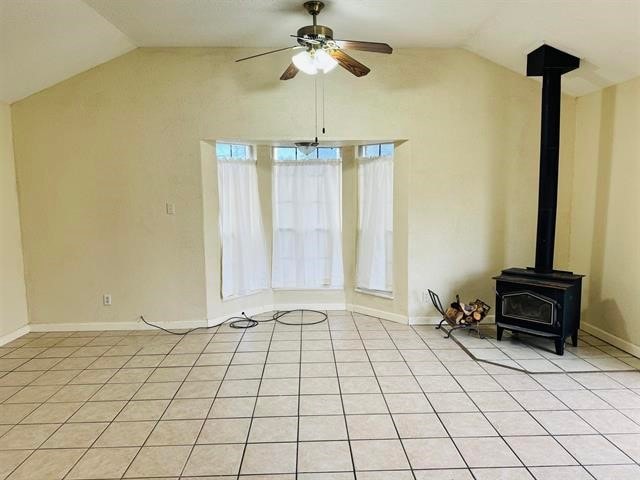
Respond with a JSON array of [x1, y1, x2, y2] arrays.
[[0, 310, 639, 479], [452, 324, 640, 374]]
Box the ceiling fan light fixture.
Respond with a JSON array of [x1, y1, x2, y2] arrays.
[[292, 49, 338, 75], [315, 49, 338, 73]]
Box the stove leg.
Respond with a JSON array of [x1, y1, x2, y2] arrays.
[[496, 326, 504, 341], [555, 337, 565, 355], [571, 331, 578, 347]]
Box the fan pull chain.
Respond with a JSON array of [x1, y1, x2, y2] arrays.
[[314, 76, 319, 142], [321, 74, 326, 134]]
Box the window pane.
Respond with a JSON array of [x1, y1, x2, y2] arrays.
[[216, 143, 231, 158], [380, 143, 394, 156], [231, 144, 249, 159], [364, 144, 380, 157], [273, 147, 296, 161], [317, 147, 340, 159]]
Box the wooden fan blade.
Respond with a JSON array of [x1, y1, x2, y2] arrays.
[[280, 63, 299, 80], [236, 46, 297, 62], [329, 50, 370, 77], [334, 39, 393, 54]]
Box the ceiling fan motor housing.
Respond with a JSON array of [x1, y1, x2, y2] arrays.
[[297, 25, 334, 44]]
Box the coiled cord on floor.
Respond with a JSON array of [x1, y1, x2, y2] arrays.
[[140, 309, 328, 336]]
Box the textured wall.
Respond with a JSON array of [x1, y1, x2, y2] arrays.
[[11, 47, 575, 326], [570, 76, 640, 348], [0, 101, 29, 337]]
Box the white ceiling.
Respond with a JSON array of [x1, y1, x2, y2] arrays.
[[1, 0, 639, 103]]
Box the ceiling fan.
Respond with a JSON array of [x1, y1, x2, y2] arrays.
[[235, 1, 393, 80]]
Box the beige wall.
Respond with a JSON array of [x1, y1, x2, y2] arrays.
[[570, 76, 640, 348], [11, 47, 576, 327], [0, 101, 29, 337]]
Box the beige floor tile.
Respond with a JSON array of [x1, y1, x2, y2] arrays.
[[259, 378, 299, 396], [471, 467, 533, 479], [22, 402, 83, 424], [162, 398, 213, 419], [346, 414, 398, 440], [108, 368, 153, 384], [67, 447, 139, 479], [403, 438, 465, 469], [0, 424, 59, 450], [210, 396, 256, 418], [351, 439, 409, 471], [0, 404, 38, 425], [146, 419, 204, 446], [254, 395, 298, 417], [70, 369, 117, 385], [298, 441, 353, 473], [455, 437, 522, 467], [186, 366, 226, 381], [124, 445, 191, 477], [393, 413, 448, 438], [218, 379, 261, 397], [249, 416, 298, 442], [175, 380, 220, 398], [7, 448, 85, 480], [241, 442, 297, 475], [115, 399, 169, 421], [342, 394, 387, 414], [133, 382, 181, 400], [299, 415, 348, 441], [147, 367, 190, 383], [48, 384, 101, 403], [4, 385, 60, 403], [42, 422, 108, 448], [385, 393, 433, 413], [69, 401, 126, 422], [95, 421, 156, 447], [526, 466, 591, 479], [485, 411, 547, 436], [557, 434, 634, 465], [0, 450, 31, 480], [198, 418, 250, 444], [90, 383, 141, 401], [440, 412, 498, 437], [586, 464, 640, 480], [182, 444, 244, 476], [505, 436, 577, 466]]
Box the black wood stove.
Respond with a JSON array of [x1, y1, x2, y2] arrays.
[[494, 45, 584, 355]]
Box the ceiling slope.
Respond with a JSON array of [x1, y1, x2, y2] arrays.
[[80, 0, 640, 96], [1, 0, 639, 102], [0, 0, 135, 103]]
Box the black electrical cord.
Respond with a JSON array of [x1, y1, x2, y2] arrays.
[[140, 309, 328, 336]]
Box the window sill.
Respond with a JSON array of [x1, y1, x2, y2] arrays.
[[354, 288, 394, 300], [272, 287, 344, 291], [221, 289, 269, 302]]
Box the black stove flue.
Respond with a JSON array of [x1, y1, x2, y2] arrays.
[[493, 45, 584, 355]]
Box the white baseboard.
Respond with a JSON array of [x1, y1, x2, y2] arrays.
[[26, 303, 410, 335], [0, 324, 30, 346], [349, 304, 407, 324], [29, 318, 208, 333], [581, 321, 640, 357]]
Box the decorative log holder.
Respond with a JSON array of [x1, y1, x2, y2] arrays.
[[428, 289, 489, 339]]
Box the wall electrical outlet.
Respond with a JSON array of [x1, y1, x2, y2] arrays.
[[103, 294, 112, 306], [166, 202, 176, 215]]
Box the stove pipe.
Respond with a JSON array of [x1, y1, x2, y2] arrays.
[[527, 45, 580, 273]]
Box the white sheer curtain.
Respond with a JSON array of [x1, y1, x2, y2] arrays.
[[217, 157, 268, 298], [356, 154, 393, 294], [272, 158, 344, 288]]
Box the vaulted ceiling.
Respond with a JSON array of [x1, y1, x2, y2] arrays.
[[1, 0, 639, 103]]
